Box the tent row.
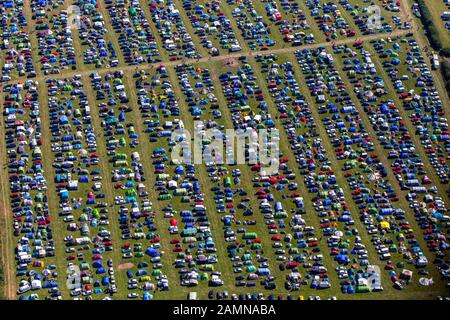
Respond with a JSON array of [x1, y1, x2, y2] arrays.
[[134, 64, 225, 292], [90, 69, 171, 299], [295, 45, 434, 291], [149, 0, 201, 60], [370, 36, 449, 274], [256, 52, 378, 292], [3, 81, 60, 300], [182, 0, 242, 56], [32, 0, 77, 75], [105, 0, 162, 65], [46, 74, 119, 299], [0, 0, 36, 81]]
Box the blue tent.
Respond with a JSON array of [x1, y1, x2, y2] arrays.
[[126, 197, 137, 203], [42, 282, 59, 288], [143, 292, 153, 300], [136, 269, 148, 276], [59, 190, 69, 200], [338, 215, 351, 222], [180, 210, 192, 216], [96, 268, 106, 274], [154, 148, 166, 154], [379, 208, 393, 215], [193, 181, 200, 191], [432, 212, 443, 219], [257, 268, 271, 276], [175, 165, 185, 174], [55, 174, 67, 183], [335, 254, 350, 264], [59, 116, 69, 125], [146, 248, 160, 257], [182, 216, 195, 223], [265, 119, 275, 127], [191, 107, 202, 115], [223, 217, 232, 226]]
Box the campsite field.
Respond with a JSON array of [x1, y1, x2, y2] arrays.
[[0, 0, 449, 300]]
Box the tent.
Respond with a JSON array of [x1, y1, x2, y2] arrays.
[[146, 248, 160, 257], [380, 221, 390, 229], [59, 116, 69, 124]]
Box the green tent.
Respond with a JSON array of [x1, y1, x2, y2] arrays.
[[246, 265, 257, 272], [242, 254, 252, 261], [125, 189, 137, 197], [356, 285, 370, 293], [243, 232, 257, 239], [251, 243, 262, 250], [152, 270, 162, 276], [200, 264, 214, 271]]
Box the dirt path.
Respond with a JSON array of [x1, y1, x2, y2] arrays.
[[3, 29, 411, 87]]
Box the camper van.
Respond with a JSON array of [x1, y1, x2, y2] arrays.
[[432, 54, 440, 70], [230, 44, 242, 52]]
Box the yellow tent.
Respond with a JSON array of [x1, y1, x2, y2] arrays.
[[380, 221, 390, 229]]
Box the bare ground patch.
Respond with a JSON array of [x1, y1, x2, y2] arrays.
[[118, 263, 135, 270], [223, 57, 240, 69]]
